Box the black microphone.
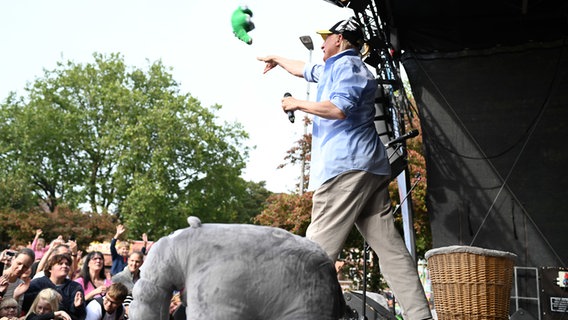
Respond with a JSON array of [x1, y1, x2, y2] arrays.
[[283, 92, 294, 123], [385, 129, 419, 148]]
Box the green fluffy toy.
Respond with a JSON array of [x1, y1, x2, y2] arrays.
[[231, 6, 255, 45]]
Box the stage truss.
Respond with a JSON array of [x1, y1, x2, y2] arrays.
[[323, 0, 422, 259]]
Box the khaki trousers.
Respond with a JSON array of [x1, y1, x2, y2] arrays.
[[306, 170, 432, 320]]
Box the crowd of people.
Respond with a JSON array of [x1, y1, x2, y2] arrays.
[[0, 225, 180, 320]]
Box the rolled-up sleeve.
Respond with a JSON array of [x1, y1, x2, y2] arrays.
[[303, 63, 322, 83]]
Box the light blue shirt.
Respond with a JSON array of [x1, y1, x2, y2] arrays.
[[304, 49, 391, 190]]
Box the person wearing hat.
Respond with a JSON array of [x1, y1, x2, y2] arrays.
[[258, 17, 433, 320]]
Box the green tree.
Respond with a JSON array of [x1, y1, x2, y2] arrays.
[[236, 180, 273, 223], [0, 175, 36, 211], [0, 53, 252, 239]]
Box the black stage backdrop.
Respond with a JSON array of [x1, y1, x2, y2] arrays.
[[402, 42, 568, 268], [380, 0, 568, 267]]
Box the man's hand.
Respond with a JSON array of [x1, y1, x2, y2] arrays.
[[257, 56, 278, 74], [51, 236, 65, 248], [67, 240, 78, 255], [54, 310, 72, 320], [257, 56, 306, 78], [13, 280, 30, 300]]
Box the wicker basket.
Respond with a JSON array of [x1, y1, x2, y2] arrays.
[[425, 246, 516, 320]]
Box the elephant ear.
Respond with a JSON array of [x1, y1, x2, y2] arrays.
[[187, 216, 202, 228]]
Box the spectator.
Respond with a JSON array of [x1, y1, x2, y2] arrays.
[[27, 263, 39, 282], [85, 283, 128, 320], [110, 252, 142, 295], [121, 296, 132, 320], [24, 288, 71, 320], [23, 254, 85, 320], [111, 251, 143, 320], [0, 297, 20, 320], [15, 266, 33, 311], [109, 226, 129, 276], [29, 230, 49, 262], [33, 239, 65, 280], [74, 252, 111, 303], [34, 241, 78, 281], [0, 248, 35, 307]]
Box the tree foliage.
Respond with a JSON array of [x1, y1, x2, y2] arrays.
[[254, 191, 313, 235], [0, 206, 116, 251], [0, 53, 258, 240]]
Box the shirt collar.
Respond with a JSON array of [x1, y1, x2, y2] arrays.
[[325, 48, 359, 65]]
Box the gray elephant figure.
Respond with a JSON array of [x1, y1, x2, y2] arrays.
[[129, 216, 346, 320]]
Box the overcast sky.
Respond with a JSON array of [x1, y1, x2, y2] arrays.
[[0, 0, 355, 192]]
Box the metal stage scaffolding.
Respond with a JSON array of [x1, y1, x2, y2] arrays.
[[323, 0, 421, 259]]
